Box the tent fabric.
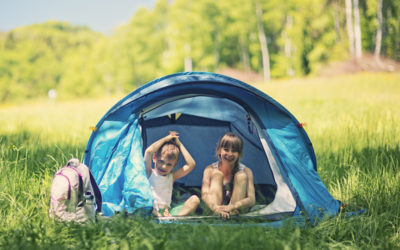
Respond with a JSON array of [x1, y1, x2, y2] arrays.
[[89, 114, 153, 216], [84, 72, 340, 221]]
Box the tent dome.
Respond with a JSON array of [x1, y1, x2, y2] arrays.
[[84, 72, 340, 222]]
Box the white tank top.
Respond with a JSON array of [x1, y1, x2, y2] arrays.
[[148, 169, 173, 209]]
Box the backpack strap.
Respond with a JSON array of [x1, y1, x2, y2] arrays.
[[55, 171, 72, 199], [65, 166, 84, 201], [55, 167, 84, 200], [89, 171, 102, 212]]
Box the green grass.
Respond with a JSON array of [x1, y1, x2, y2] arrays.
[[1, 72, 399, 249]]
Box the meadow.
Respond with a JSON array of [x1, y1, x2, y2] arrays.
[[0, 72, 399, 249]]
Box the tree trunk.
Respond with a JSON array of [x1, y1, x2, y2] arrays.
[[184, 44, 192, 72], [333, 0, 341, 42], [240, 42, 251, 72], [345, 0, 355, 58], [353, 0, 362, 60], [374, 0, 383, 60], [284, 15, 295, 76], [256, 2, 270, 82], [396, 10, 400, 60], [284, 16, 293, 58], [214, 31, 221, 70]]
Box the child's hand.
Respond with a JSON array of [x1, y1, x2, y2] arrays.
[[213, 205, 239, 219], [219, 204, 237, 213], [168, 131, 181, 147], [163, 208, 171, 217], [163, 132, 177, 142], [213, 205, 231, 219]]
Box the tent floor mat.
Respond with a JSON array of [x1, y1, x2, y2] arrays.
[[156, 212, 293, 223]]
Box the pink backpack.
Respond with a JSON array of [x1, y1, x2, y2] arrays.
[[49, 159, 101, 222]]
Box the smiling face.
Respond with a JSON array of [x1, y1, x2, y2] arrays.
[[154, 156, 178, 176], [154, 143, 179, 176], [219, 146, 240, 165], [216, 132, 243, 166]]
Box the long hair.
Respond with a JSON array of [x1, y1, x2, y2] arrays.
[[216, 132, 243, 173]]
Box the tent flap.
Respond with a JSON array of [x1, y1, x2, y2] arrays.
[[92, 114, 153, 216]]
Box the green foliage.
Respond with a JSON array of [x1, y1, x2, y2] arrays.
[[0, 73, 399, 249], [0, 21, 103, 102], [0, 0, 399, 103], [362, 0, 400, 59]]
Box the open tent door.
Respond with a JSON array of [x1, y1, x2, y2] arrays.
[[140, 96, 282, 207]]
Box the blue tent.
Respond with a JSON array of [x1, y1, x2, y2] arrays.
[[84, 72, 341, 223]]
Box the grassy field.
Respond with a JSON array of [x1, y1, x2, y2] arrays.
[[0, 72, 399, 249]]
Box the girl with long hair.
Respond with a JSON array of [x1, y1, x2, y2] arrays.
[[201, 132, 255, 218]]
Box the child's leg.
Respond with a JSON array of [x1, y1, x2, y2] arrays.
[[229, 171, 248, 213], [177, 195, 200, 216], [208, 170, 224, 209]]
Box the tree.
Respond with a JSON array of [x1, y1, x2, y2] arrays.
[[353, 0, 362, 60], [1, 0, 399, 103], [345, 0, 356, 58], [374, 0, 383, 60], [0, 21, 102, 102], [255, 1, 270, 82], [345, 0, 362, 61]]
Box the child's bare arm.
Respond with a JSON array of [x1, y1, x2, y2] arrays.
[[172, 137, 195, 181], [144, 132, 177, 177]]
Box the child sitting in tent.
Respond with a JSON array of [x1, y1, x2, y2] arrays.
[[201, 132, 255, 219], [144, 131, 200, 217]]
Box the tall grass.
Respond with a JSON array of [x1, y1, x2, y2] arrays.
[[0, 73, 399, 249]]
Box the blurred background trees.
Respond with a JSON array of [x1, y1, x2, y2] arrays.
[[0, 0, 399, 102]]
